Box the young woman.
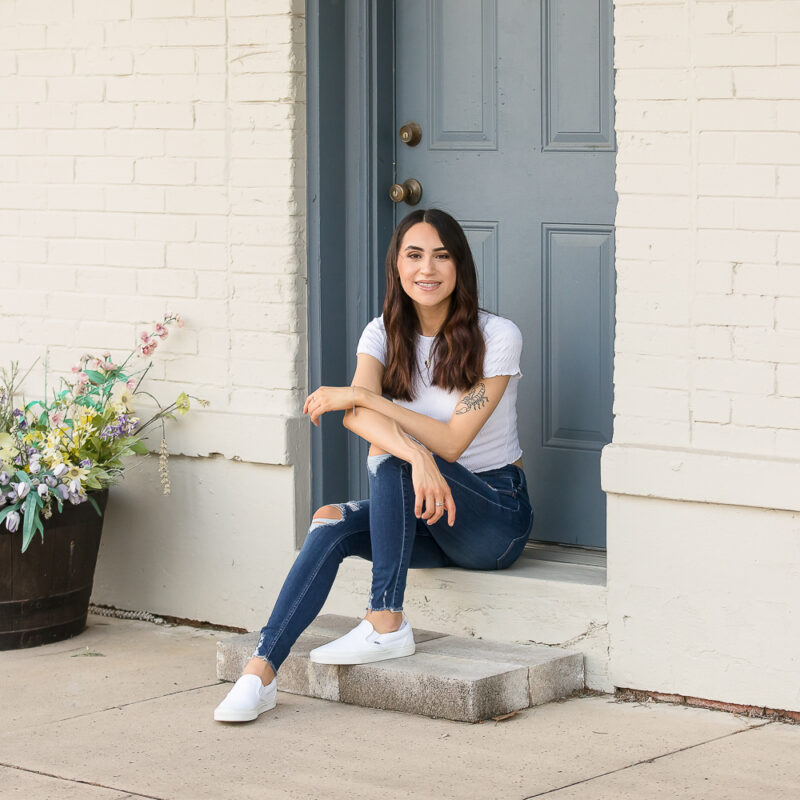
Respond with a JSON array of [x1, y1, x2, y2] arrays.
[[214, 208, 534, 722]]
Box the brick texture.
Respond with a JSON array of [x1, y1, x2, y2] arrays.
[[0, 1, 306, 420], [613, 0, 799, 458]]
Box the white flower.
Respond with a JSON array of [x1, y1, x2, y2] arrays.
[[13, 482, 30, 501], [5, 510, 20, 532], [52, 463, 68, 477], [37, 483, 49, 499], [110, 382, 134, 411]]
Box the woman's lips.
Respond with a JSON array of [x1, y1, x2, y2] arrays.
[[415, 281, 441, 292]]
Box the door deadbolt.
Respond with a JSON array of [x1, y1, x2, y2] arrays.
[[399, 121, 422, 146], [389, 178, 423, 206]]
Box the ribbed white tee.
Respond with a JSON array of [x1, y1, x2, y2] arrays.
[[356, 309, 523, 473]]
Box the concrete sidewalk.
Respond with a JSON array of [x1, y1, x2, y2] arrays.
[[1, 615, 797, 800]]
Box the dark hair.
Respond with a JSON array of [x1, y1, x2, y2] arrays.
[[381, 208, 487, 401]]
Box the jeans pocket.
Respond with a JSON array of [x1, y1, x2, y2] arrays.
[[496, 532, 528, 570]]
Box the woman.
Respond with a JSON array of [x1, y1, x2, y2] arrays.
[[214, 208, 534, 722]]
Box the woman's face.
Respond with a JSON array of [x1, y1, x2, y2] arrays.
[[396, 222, 457, 312]]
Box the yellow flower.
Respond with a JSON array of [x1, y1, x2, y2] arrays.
[[175, 392, 190, 415]]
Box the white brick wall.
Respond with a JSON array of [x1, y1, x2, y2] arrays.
[[612, 0, 800, 459], [0, 0, 306, 422]]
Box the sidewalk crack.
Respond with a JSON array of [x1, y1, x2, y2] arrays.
[[0, 761, 166, 800], [519, 720, 775, 799]]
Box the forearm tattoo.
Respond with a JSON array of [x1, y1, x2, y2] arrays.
[[455, 382, 488, 414]]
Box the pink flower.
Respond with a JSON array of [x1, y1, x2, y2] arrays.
[[86, 358, 101, 371], [139, 330, 150, 343], [140, 343, 155, 356], [76, 372, 89, 385], [126, 378, 137, 391], [101, 360, 116, 371], [154, 323, 168, 339]]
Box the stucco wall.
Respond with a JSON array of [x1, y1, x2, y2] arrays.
[[0, 0, 309, 627], [605, 0, 800, 710]]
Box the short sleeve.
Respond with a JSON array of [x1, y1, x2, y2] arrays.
[[483, 318, 523, 379], [356, 316, 386, 365]]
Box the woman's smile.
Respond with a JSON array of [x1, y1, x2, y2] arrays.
[[415, 281, 441, 291]]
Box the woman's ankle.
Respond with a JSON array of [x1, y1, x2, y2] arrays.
[[242, 656, 276, 686], [365, 609, 404, 634]]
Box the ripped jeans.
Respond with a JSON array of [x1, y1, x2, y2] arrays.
[[252, 452, 534, 673]]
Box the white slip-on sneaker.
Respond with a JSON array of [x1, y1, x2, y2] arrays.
[[308, 615, 416, 665], [213, 674, 277, 722]]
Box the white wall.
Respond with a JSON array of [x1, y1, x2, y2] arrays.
[[605, 0, 800, 710], [0, 0, 310, 627]]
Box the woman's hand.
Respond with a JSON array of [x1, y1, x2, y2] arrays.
[[303, 386, 356, 426], [410, 451, 456, 527]]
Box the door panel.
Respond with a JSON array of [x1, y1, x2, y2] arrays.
[[394, 0, 616, 548]]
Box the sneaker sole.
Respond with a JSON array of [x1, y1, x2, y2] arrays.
[[213, 695, 277, 722], [308, 641, 416, 665]]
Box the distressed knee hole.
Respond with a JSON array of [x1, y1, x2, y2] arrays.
[[367, 452, 393, 477], [308, 504, 343, 533], [313, 505, 343, 521]]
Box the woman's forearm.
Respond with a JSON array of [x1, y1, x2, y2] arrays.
[[342, 406, 430, 466], [353, 387, 455, 461]]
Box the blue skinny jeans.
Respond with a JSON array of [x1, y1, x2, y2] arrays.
[[252, 453, 534, 673]]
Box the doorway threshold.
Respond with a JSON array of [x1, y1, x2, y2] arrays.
[[524, 541, 607, 569]]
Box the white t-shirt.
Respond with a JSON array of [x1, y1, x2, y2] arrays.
[[355, 309, 523, 473]]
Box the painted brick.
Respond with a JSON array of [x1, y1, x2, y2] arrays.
[[694, 326, 733, 359], [693, 358, 774, 394], [134, 158, 195, 185], [733, 328, 800, 364], [135, 214, 195, 242], [691, 391, 731, 424], [137, 268, 198, 298], [733, 263, 780, 296], [693, 294, 773, 327], [133, 104, 194, 130], [165, 243, 227, 270], [691, 422, 776, 456], [777, 365, 800, 397]]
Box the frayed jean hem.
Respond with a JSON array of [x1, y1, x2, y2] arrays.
[[365, 604, 404, 613], [249, 650, 279, 676]]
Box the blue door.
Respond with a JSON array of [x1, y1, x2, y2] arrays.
[[393, 0, 617, 548]]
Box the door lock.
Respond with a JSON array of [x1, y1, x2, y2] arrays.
[[399, 121, 422, 146], [389, 178, 423, 206]]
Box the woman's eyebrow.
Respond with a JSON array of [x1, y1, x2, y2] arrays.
[[403, 245, 448, 251]]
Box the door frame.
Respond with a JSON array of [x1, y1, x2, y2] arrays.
[[306, 0, 395, 520]]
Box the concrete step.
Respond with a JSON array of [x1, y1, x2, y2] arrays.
[[216, 614, 585, 723]]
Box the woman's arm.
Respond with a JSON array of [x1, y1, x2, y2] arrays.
[[342, 404, 429, 466], [353, 374, 511, 463], [342, 405, 456, 526]]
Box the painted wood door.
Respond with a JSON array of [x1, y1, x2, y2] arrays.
[[394, 0, 616, 548]]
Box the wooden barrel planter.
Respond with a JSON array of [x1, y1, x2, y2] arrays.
[[0, 489, 109, 650]]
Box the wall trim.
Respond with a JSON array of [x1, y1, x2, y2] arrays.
[[601, 443, 800, 513]]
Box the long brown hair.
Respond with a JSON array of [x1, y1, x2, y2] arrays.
[[381, 209, 487, 401]]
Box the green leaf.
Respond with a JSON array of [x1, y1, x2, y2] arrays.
[[21, 494, 38, 553], [14, 470, 32, 485], [128, 439, 149, 455], [86, 494, 103, 517], [83, 370, 108, 385], [33, 515, 44, 546], [85, 475, 102, 490]]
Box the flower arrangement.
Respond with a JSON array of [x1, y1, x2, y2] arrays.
[[0, 313, 207, 553]]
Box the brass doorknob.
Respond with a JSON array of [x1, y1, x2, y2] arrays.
[[399, 121, 422, 146], [390, 178, 423, 206]]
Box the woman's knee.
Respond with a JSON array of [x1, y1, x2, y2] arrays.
[[367, 452, 405, 478]]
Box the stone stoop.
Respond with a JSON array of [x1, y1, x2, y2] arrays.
[[216, 614, 585, 723]]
